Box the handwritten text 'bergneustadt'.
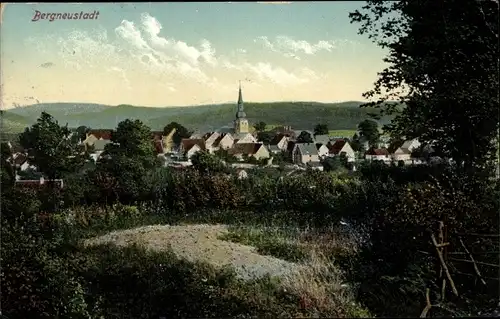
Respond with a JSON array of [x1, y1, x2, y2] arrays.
[[31, 10, 100, 22]]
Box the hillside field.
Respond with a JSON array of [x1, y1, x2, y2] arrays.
[[1, 101, 392, 133]]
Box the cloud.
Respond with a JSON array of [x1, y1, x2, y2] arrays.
[[40, 62, 54, 68], [113, 13, 219, 85], [23, 12, 323, 92], [107, 66, 131, 90], [255, 35, 359, 57], [222, 59, 317, 86]]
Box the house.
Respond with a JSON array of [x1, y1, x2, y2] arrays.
[[401, 139, 421, 152], [14, 176, 64, 189], [151, 131, 163, 140], [203, 132, 221, 149], [233, 132, 257, 144], [314, 135, 331, 146], [93, 139, 111, 152], [392, 147, 412, 162], [269, 134, 290, 151], [212, 133, 234, 151], [153, 139, 164, 155], [365, 147, 391, 162], [180, 138, 206, 159], [86, 129, 112, 140], [316, 143, 330, 158], [228, 143, 270, 160], [13, 153, 35, 171], [293, 143, 320, 164], [163, 128, 176, 153], [189, 132, 203, 139], [271, 126, 296, 139], [328, 140, 356, 162], [83, 129, 113, 149]]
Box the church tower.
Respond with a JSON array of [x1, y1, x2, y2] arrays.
[[233, 81, 249, 134]]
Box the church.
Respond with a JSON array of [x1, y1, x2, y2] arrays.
[[233, 81, 249, 134]]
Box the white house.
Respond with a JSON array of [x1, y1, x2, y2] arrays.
[[203, 132, 221, 149], [392, 147, 412, 162], [212, 133, 234, 151], [228, 143, 270, 160], [401, 139, 421, 152], [327, 140, 356, 162], [315, 143, 330, 158], [269, 134, 290, 151], [365, 147, 391, 162], [180, 138, 206, 159], [234, 132, 257, 144], [293, 143, 320, 164], [314, 135, 331, 145]]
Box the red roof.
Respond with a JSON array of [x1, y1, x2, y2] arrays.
[[88, 130, 113, 140], [228, 143, 263, 155], [15, 179, 64, 189], [181, 138, 206, 152], [328, 140, 347, 155], [365, 147, 389, 156], [153, 139, 164, 154], [151, 131, 163, 140], [13, 153, 28, 165]]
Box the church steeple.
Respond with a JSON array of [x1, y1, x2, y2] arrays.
[[236, 81, 246, 119], [233, 81, 249, 134]]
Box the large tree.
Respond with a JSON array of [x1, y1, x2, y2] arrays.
[[314, 124, 329, 136], [357, 119, 380, 147], [297, 131, 314, 143], [163, 122, 191, 146], [98, 119, 158, 201], [19, 112, 87, 179], [350, 0, 499, 173], [254, 121, 267, 132]]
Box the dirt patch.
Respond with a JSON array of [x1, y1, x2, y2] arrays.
[[85, 224, 307, 281]]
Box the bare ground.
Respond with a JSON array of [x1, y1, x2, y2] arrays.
[[84, 224, 307, 281]]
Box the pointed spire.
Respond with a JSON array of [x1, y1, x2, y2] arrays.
[[236, 81, 246, 119], [238, 80, 243, 105]]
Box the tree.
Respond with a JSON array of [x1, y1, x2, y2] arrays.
[[257, 131, 274, 144], [75, 125, 90, 142], [349, 0, 499, 173], [314, 124, 329, 136], [254, 121, 267, 132], [357, 119, 380, 147], [19, 112, 87, 180], [350, 133, 363, 152], [1, 142, 15, 190], [98, 119, 158, 202], [191, 150, 226, 174], [163, 122, 191, 146], [297, 131, 313, 143]]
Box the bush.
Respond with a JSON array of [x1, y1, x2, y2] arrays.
[[342, 166, 500, 317]]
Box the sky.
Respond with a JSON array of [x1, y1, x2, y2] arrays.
[[0, 2, 388, 109]]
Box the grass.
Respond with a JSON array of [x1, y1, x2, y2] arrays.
[[329, 129, 357, 137], [47, 205, 370, 318], [217, 224, 369, 317]]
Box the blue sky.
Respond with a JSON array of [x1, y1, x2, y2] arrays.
[[0, 2, 388, 108]]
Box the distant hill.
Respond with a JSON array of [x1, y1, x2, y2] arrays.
[[1, 101, 393, 132], [0, 110, 32, 134]]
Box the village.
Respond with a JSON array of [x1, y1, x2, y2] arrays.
[[8, 85, 431, 183]]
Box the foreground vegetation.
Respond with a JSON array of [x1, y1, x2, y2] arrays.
[[2, 0, 499, 317]]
